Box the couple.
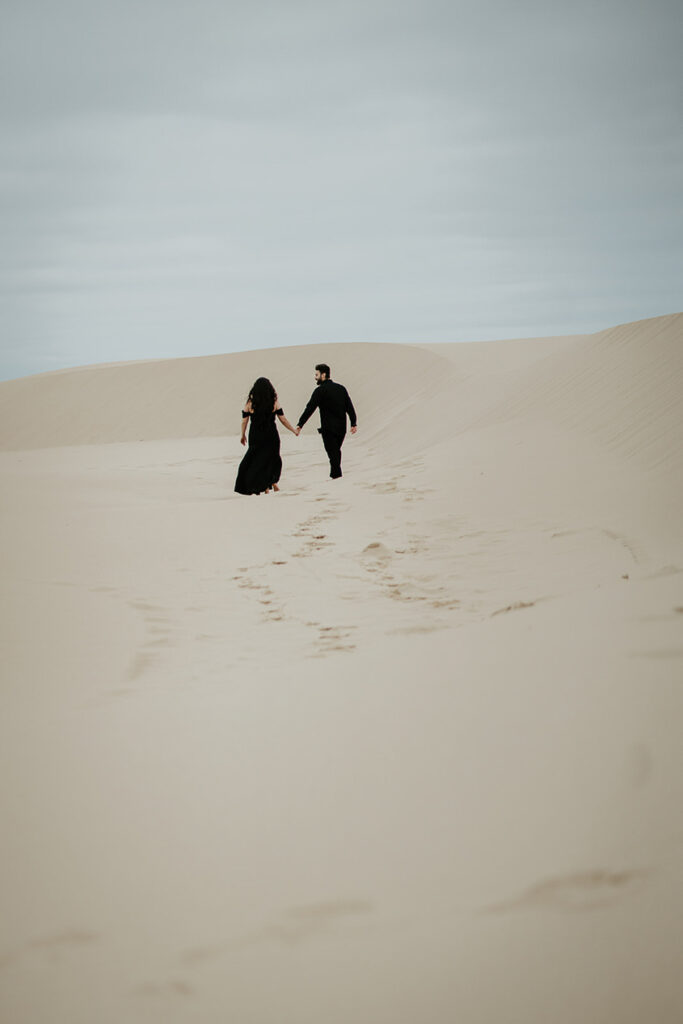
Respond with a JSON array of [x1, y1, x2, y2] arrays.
[[234, 363, 358, 495]]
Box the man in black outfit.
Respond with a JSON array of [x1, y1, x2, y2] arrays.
[[296, 363, 357, 478]]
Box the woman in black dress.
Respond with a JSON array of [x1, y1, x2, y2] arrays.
[[234, 377, 298, 495]]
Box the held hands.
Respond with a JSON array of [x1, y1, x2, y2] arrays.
[[292, 425, 355, 435]]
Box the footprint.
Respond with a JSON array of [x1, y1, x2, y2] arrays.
[[361, 542, 392, 561], [128, 652, 156, 680], [645, 565, 681, 580], [484, 869, 648, 914], [1, 930, 101, 971], [491, 600, 536, 617], [133, 980, 195, 998], [306, 623, 358, 656], [29, 930, 100, 950], [124, 598, 176, 682], [244, 900, 372, 946]]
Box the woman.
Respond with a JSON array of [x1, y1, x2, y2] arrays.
[[234, 377, 298, 495]]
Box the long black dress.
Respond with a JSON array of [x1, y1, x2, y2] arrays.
[[234, 407, 284, 495]]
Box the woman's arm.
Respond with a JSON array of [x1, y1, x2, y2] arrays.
[[276, 411, 298, 435], [240, 400, 252, 446]]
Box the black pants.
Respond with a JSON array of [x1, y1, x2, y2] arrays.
[[321, 430, 345, 478]]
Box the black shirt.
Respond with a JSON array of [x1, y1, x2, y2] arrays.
[[297, 379, 357, 435]]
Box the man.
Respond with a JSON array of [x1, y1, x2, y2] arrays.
[[296, 363, 357, 479]]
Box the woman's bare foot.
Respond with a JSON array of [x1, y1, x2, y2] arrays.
[[273, 483, 280, 492]]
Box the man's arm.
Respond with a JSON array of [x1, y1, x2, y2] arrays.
[[297, 389, 320, 430], [344, 388, 357, 430]]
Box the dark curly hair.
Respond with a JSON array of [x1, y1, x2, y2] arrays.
[[247, 377, 277, 415]]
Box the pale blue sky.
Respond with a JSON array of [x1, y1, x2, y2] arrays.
[[1, 0, 681, 380]]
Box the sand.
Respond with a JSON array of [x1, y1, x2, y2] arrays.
[[1, 313, 682, 1023]]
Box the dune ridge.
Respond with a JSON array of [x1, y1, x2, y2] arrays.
[[2, 315, 679, 470], [0, 341, 443, 451], [487, 313, 683, 473]]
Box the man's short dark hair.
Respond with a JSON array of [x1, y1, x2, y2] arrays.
[[315, 363, 331, 378]]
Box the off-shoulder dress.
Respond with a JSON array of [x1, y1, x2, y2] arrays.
[[234, 405, 285, 494]]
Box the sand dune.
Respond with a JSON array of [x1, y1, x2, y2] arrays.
[[1, 314, 682, 1023], [492, 314, 683, 473], [0, 341, 439, 450]]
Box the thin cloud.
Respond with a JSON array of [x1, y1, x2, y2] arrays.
[[1, 0, 681, 379]]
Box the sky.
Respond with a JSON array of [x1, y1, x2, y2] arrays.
[[1, 0, 681, 380]]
